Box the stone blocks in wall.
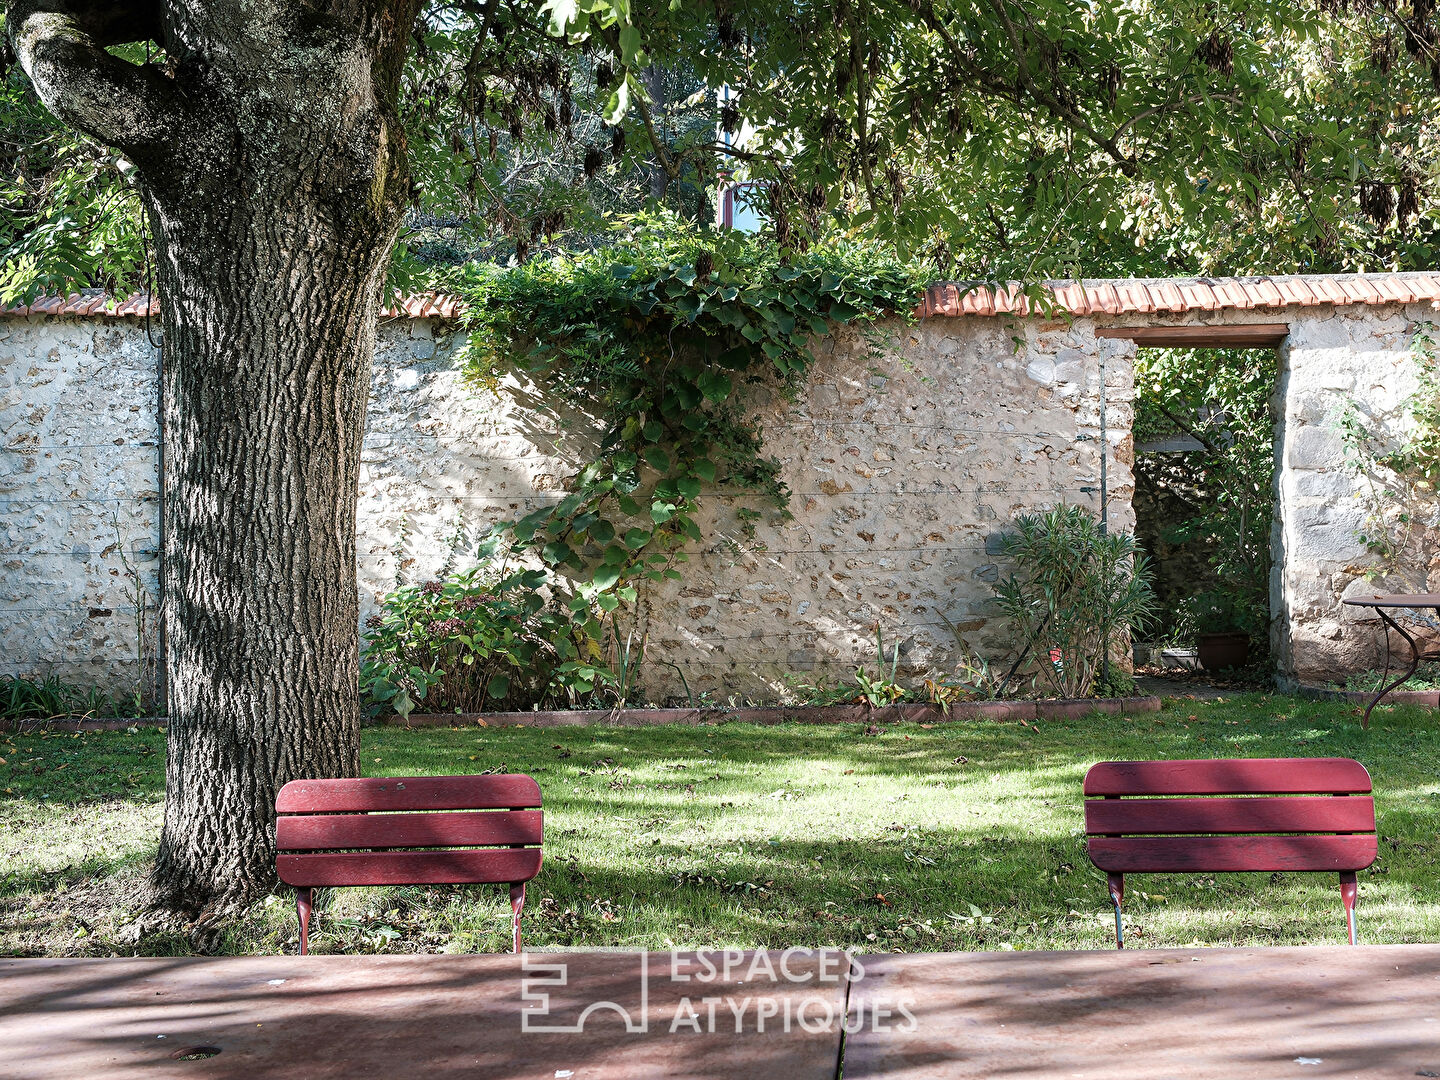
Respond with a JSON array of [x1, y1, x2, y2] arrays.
[[8, 299, 1427, 699], [0, 318, 161, 694], [352, 315, 1133, 699], [1272, 305, 1440, 686]]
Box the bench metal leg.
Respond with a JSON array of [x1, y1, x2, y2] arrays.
[[1107, 873, 1125, 949], [1340, 872, 1358, 945], [295, 887, 313, 956], [509, 883, 526, 954]]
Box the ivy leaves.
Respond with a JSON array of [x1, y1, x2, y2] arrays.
[[453, 216, 926, 691]]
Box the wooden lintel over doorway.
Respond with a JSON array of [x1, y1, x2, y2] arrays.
[[1095, 323, 1290, 348]]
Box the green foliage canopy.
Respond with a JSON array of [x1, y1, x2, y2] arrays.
[[554, 0, 1440, 277], [9, 0, 1440, 299], [1133, 347, 1277, 640]]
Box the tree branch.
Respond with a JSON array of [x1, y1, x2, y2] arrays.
[[1155, 402, 1223, 456], [980, 0, 1137, 176], [7, 0, 180, 157], [595, 24, 681, 184]]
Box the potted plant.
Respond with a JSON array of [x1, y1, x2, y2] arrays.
[[1184, 591, 1253, 671]]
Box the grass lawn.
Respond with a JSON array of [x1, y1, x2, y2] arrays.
[[2, 693, 1438, 957]]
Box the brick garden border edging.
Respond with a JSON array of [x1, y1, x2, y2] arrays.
[[5, 695, 1164, 733], [386, 695, 1164, 729]]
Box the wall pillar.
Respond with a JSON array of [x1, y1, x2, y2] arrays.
[[1272, 304, 1435, 686]]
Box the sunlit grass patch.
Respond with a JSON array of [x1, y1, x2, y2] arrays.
[[2, 694, 1437, 957]]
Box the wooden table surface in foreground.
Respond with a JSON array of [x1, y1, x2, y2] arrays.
[[3, 946, 1439, 1079], [845, 945, 1440, 1079], [0, 951, 846, 1080]]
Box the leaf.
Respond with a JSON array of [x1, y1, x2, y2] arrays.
[[542, 0, 585, 37], [698, 370, 732, 402], [677, 475, 701, 499], [643, 446, 671, 472], [602, 78, 631, 126], [625, 527, 652, 548], [393, 690, 414, 722], [487, 675, 511, 699], [618, 24, 644, 65], [692, 458, 717, 482], [512, 508, 551, 543], [541, 540, 573, 565], [593, 564, 622, 589], [589, 519, 616, 544], [674, 293, 703, 321]]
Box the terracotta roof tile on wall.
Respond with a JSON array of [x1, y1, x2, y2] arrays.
[[6, 274, 1440, 324], [0, 291, 468, 321], [914, 273, 1440, 319]]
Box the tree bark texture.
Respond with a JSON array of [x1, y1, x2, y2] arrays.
[[9, 0, 421, 910]]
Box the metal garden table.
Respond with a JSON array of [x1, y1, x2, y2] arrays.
[[1341, 593, 1440, 728]]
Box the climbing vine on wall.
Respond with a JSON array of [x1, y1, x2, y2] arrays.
[[1338, 321, 1440, 582], [440, 214, 928, 701]]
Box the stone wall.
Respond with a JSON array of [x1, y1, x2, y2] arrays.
[[357, 314, 1129, 700], [0, 317, 161, 695], [1, 312, 1126, 700], [3, 292, 1433, 699], [1271, 304, 1440, 685]]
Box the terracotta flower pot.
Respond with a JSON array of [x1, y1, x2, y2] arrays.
[[1197, 632, 1250, 671]]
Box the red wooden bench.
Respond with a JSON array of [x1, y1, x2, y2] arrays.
[[1083, 758, 1376, 948], [275, 774, 543, 955]]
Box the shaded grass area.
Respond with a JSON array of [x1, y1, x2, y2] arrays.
[[3, 694, 1438, 957]]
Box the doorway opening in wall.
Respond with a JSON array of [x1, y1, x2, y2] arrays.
[[1109, 326, 1287, 693]]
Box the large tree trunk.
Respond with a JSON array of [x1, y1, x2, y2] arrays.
[[147, 195, 388, 909], [9, 0, 420, 912]]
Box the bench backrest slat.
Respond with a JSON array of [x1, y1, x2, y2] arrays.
[[276, 809, 544, 851], [1084, 758, 1371, 797], [276, 774, 541, 813], [1085, 796, 1375, 836], [275, 774, 543, 890], [1083, 758, 1376, 877], [1087, 834, 1377, 874], [277, 848, 543, 889]]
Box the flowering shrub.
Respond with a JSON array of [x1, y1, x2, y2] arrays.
[[993, 505, 1158, 699], [360, 564, 612, 719]]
